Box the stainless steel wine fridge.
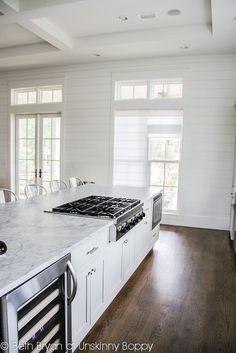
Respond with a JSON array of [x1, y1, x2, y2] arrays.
[[1, 254, 77, 353]]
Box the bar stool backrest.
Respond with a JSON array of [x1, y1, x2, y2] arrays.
[[50, 180, 67, 192], [25, 184, 47, 199], [0, 189, 18, 204]]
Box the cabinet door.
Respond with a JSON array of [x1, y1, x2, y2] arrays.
[[135, 219, 151, 265], [90, 257, 105, 324], [152, 225, 160, 246], [122, 229, 135, 282], [104, 240, 123, 303], [71, 263, 90, 348]]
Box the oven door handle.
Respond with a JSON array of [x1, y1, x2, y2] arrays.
[[67, 261, 78, 305]]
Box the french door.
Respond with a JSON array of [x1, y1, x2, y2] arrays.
[[15, 113, 61, 198]]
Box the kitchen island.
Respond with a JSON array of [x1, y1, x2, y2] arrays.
[[0, 184, 162, 351]]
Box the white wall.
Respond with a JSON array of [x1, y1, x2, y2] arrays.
[[0, 54, 235, 230]]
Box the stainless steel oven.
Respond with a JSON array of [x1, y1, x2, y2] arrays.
[[1, 254, 77, 353], [152, 193, 162, 230]]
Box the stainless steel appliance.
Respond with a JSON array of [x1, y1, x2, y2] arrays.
[[50, 195, 145, 242], [1, 254, 77, 353], [152, 193, 162, 230]]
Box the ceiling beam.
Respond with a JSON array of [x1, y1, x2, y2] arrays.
[[0, 0, 74, 50], [0, 42, 58, 58], [18, 17, 75, 50], [19, 0, 84, 11]]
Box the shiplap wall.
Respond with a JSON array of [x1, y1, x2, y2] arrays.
[[0, 54, 235, 230]]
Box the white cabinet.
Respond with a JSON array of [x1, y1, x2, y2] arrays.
[[135, 206, 153, 265], [104, 227, 135, 303], [104, 240, 123, 303], [71, 254, 105, 348], [151, 225, 160, 246], [89, 256, 104, 324], [121, 229, 135, 282], [70, 198, 160, 351], [71, 262, 90, 348]]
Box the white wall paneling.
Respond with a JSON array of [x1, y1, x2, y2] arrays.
[[0, 54, 236, 230]]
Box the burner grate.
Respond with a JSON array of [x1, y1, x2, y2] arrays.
[[52, 195, 140, 219]]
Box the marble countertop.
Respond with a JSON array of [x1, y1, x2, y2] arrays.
[[0, 184, 162, 297]]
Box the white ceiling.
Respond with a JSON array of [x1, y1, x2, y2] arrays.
[[0, 23, 43, 48], [47, 0, 211, 37], [0, 0, 235, 71]]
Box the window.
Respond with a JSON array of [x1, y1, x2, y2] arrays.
[[149, 137, 180, 210], [39, 86, 63, 103], [11, 85, 63, 105], [115, 81, 148, 100], [115, 79, 182, 100], [13, 88, 37, 105], [113, 110, 182, 211]]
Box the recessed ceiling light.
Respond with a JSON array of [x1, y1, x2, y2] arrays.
[[117, 15, 128, 22], [138, 13, 158, 20], [180, 46, 189, 50], [167, 9, 181, 16], [93, 53, 101, 57]]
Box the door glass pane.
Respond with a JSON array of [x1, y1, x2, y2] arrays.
[[150, 162, 164, 186], [19, 119, 27, 138], [27, 140, 35, 159], [16, 116, 36, 199], [42, 116, 61, 190], [43, 139, 52, 160], [52, 140, 60, 160]]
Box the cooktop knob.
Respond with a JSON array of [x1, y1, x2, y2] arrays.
[[0, 241, 7, 255]]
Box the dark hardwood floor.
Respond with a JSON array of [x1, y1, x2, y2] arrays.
[[76, 226, 236, 353]]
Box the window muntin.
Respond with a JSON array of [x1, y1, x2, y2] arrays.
[[11, 85, 63, 105]]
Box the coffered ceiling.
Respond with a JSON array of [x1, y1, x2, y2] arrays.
[[0, 0, 235, 71]]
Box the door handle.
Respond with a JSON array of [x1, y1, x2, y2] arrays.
[[66, 261, 78, 304], [39, 169, 42, 178], [35, 169, 37, 178]]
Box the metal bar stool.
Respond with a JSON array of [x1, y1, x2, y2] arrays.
[[49, 180, 68, 192], [25, 184, 47, 199], [69, 177, 84, 188], [0, 188, 18, 204]]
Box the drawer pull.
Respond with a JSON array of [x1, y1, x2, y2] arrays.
[[123, 239, 128, 244], [86, 246, 99, 255]]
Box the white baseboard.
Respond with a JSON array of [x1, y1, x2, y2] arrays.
[[162, 213, 230, 231]]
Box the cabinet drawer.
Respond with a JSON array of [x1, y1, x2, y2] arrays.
[[71, 227, 109, 268]]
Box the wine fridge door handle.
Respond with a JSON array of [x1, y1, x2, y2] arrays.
[[67, 261, 78, 305]]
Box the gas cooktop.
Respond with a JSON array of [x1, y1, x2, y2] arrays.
[[52, 195, 141, 219]]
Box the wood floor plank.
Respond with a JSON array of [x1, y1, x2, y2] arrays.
[[75, 225, 236, 353]]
